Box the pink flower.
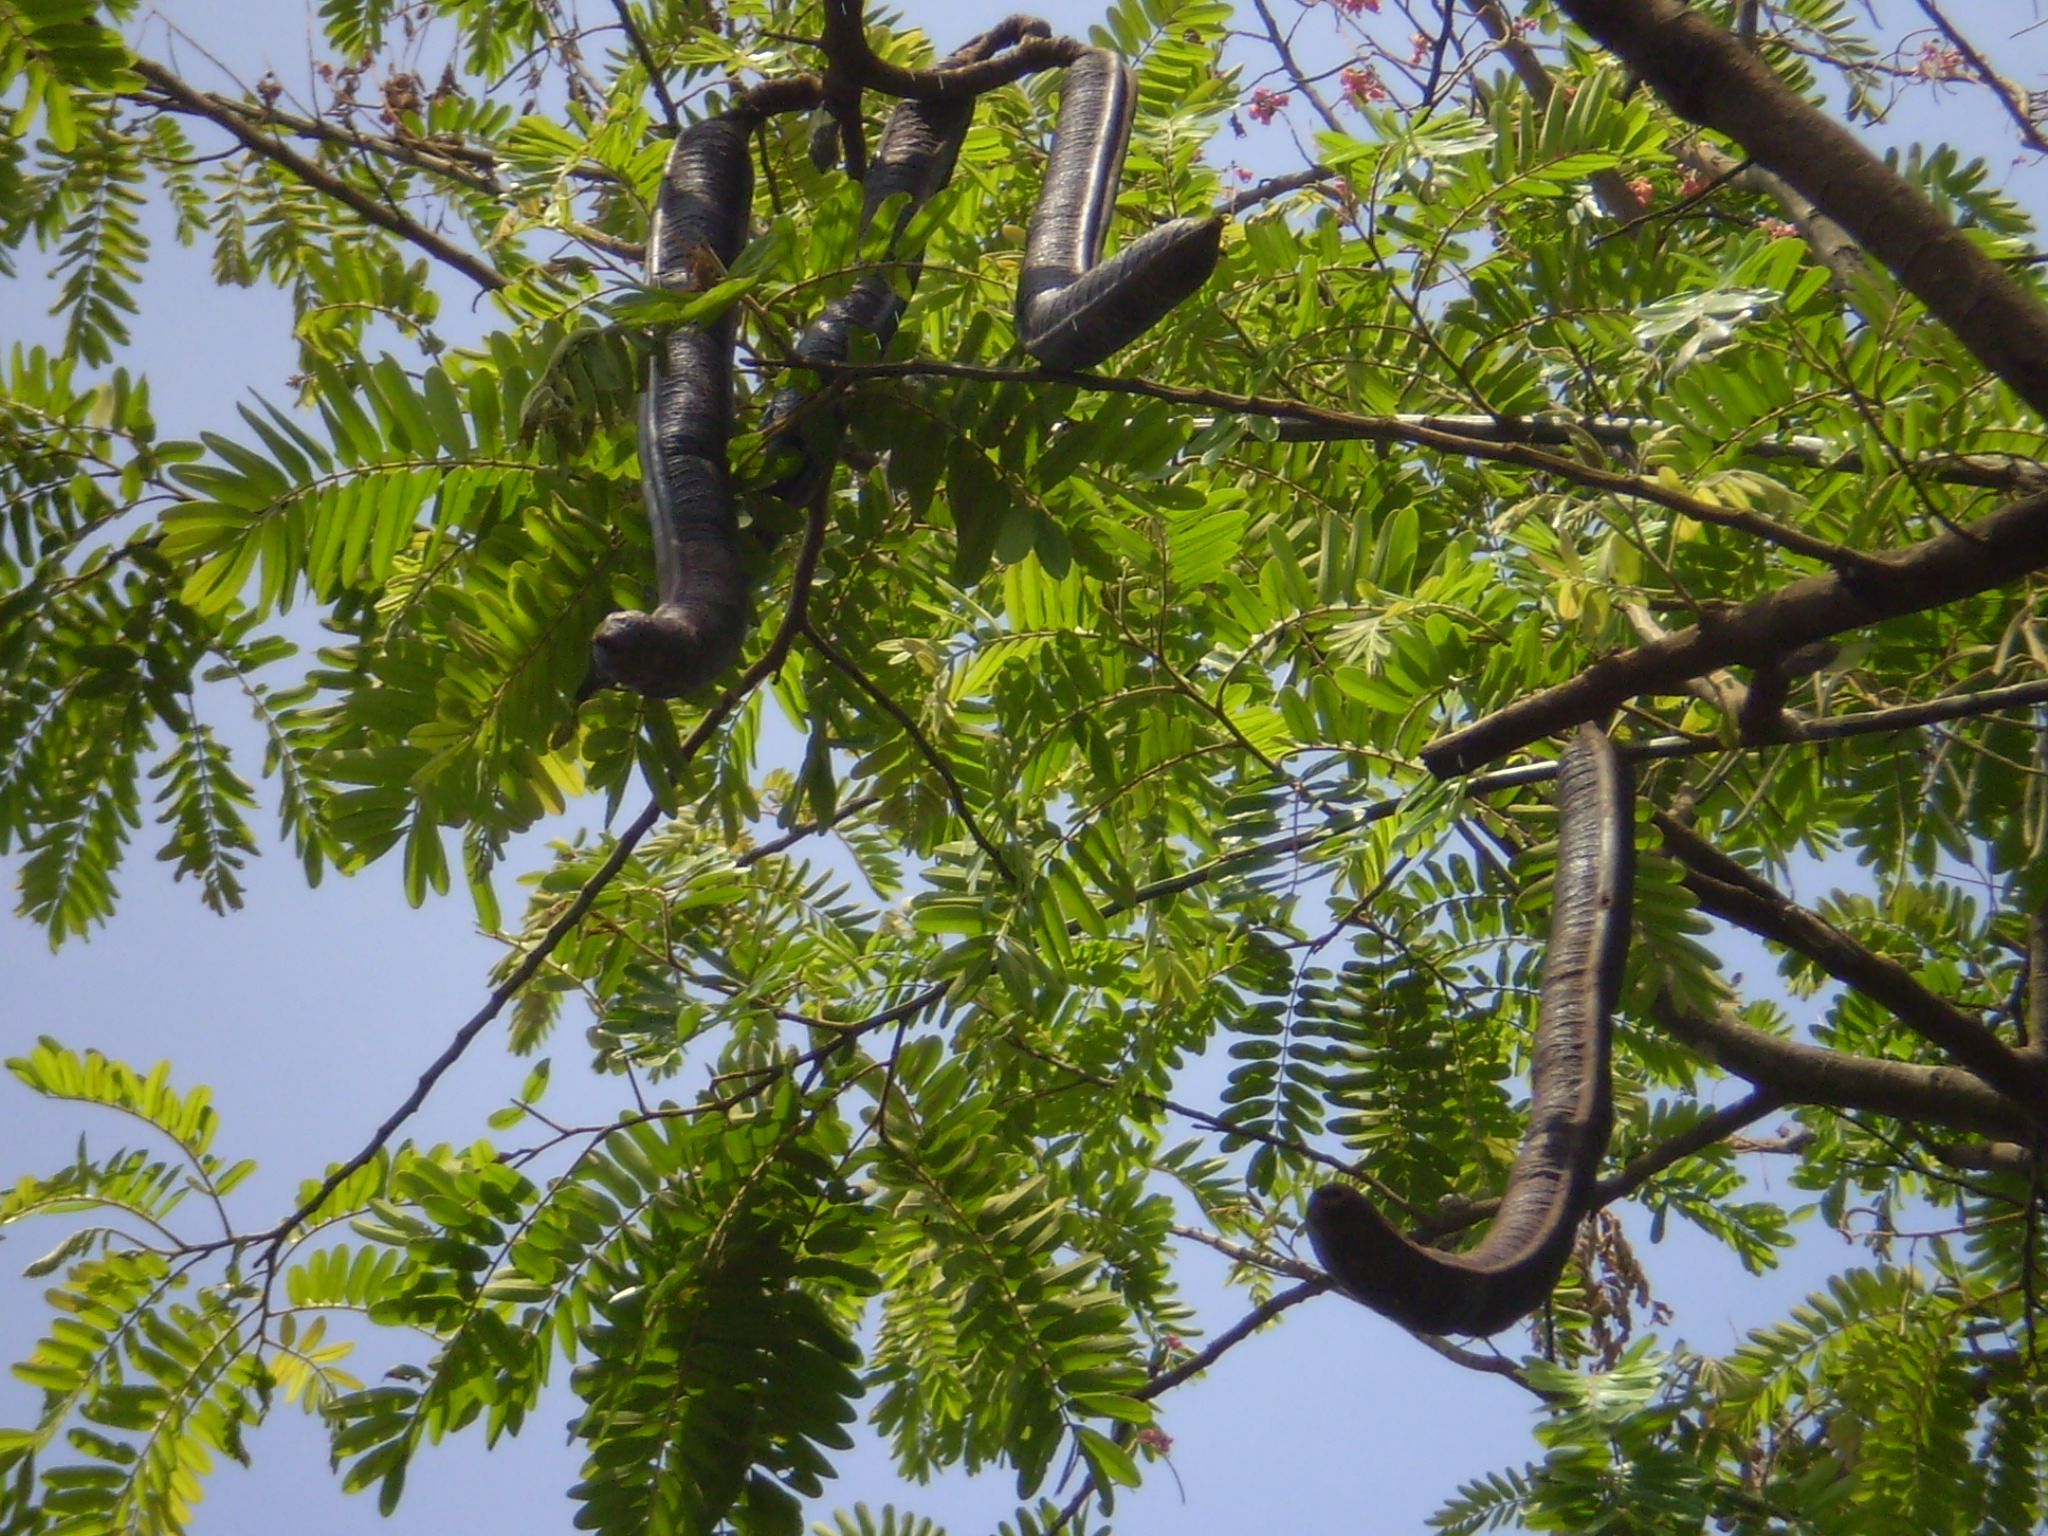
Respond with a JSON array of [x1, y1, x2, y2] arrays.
[[1341, 65, 1387, 105], [1756, 216, 1799, 239], [1247, 86, 1289, 124], [1332, 0, 1380, 12], [1409, 31, 1431, 64], [1677, 169, 1713, 198], [1625, 175, 1654, 203], [1136, 1426, 1174, 1453]]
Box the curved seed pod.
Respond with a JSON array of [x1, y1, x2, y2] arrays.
[[1306, 724, 1634, 1336], [1015, 49, 1223, 371], [590, 110, 758, 698], [761, 17, 1052, 506]]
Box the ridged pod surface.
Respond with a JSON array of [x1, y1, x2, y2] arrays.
[[761, 17, 1050, 506], [1306, 725, 1634, 1336], [1014, 49, 1222, 371], [590, 110, 758, 698]]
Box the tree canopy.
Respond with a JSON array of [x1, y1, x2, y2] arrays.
[[6, 0, 2048, 1531]]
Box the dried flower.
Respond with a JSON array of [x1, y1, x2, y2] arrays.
[[1913, 39, 1969, 81]]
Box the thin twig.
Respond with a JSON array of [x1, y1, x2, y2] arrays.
[[1224, 163, 1337, 216], [265, 494, 833, 1249], [131, 59, 508, 293], [608, 0, 680, 131], [1136, 1280, 1326, 1398], [1914, 0, 2048, 155], [789, 358, 1885, 574], [802, 619, 1018, 885]]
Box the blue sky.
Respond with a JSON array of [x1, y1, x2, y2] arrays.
[[4, 2, 2045, 1531]]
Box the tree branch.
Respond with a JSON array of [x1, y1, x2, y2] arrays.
[[1551, 0, 2048, 419], [1135, 1279, 1325, 1399], [1100, 675, 2048, 921], [1913, 0, 2048, 156], [1655, 812, 2048, 1119], [1415, 1088, 1786, 1242], [1423, 488, 2048, 776], [608, 0, 680, 131], [801, 620, 1017, 885], [796, 358, 1883, 573], [1255, 412, 2048, 492], [266, 495, 833, 1247], [819, 0, 1080, 102], [1648, 989, 2035, 1139], [1466, 0, 1647, 222], [1169, 1223, 1323, 1281], [131, 59, 509, 293]]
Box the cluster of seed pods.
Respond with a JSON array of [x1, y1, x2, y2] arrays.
[[588, 21, 1221, 698]]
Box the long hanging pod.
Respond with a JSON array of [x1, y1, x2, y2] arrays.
[[589, 109, 759, 698], [1014, 49, 1223, 371], [1306, 725, 1635, 1336], [761, 16, 1050, 506]]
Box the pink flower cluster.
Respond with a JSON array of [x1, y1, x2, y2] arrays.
[[1332, 0, 1380, 13], [1248, 86, 1289, 124], [1342, 64, 1387, 105]]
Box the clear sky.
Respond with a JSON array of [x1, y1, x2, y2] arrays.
[[3, 3, 2043, 1533]]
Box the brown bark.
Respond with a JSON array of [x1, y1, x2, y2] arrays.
[[1656, 813, 2048, 1120], [1552, 0, 2048, 419], [1649, 991, 2034, 1139], [1422, 489, 2048, 776]]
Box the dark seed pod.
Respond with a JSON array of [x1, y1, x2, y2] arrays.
[[589, 111, 758, 699], [1306, 724, 1634, 1336], [760, 17, 1049, 506], [1014, 49, 1222, 371]]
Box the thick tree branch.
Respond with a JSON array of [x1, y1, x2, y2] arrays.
[[1224, 164, 1338, 217], [1648, 989, 2034, 1139], [1551, 0, 2048, 419], [819, 0, 1079, 103], [1675, 136, 1866, 293], [1423, 488, 2048, 776], [1655, 812, 2048, 1119], [131, 59, 509, 293]]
